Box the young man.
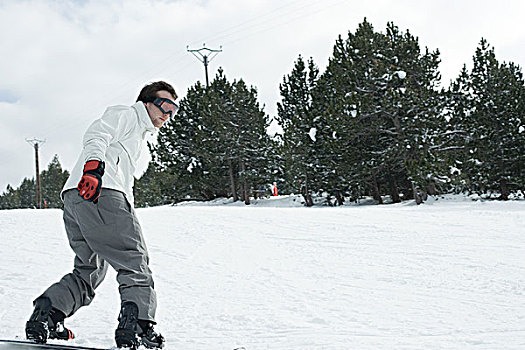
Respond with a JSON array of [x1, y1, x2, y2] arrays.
[[25, 81, 178, 349]]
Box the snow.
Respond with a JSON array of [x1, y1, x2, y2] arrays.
[[1, 196, 524, 349], [450, 166, 461, 175], [187, 157, 198, 173], [308, 127, 317, 142], [395, 71, 407, 79]]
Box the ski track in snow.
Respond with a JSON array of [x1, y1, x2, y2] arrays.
[[0, 199, 524, 349]]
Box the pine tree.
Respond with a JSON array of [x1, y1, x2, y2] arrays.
[[277, 55, 319, 206], [383, 23, 445, 201], [0, 155, 69, 209], [150, 77, 223, 201], [450, 39, 525, 199], [230, 79, 275, 204], [309, 19, 445, 204], [149, 69, 274, 203], [18, 178, 36, 208], [446, 65, 472, 193], [312, 19, 385, 203], [40, 154, 69, 208], [134, 163, 164, 207], [0, 184, 19, 209]]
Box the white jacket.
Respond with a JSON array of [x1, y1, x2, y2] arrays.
[[61, 102, 157, 205]]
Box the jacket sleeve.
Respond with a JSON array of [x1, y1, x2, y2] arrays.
[[82, 106, 134, 163]]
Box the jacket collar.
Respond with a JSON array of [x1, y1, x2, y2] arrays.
[[132, 101, 157, 133]]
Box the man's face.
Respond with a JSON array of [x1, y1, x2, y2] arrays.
[[146, 90, 177, 128]]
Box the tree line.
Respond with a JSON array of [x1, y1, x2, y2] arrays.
[[0, 155, 69, 209], [2, 19, 524, 209], [137, 19, 525, 206]]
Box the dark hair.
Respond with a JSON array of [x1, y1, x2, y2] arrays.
[[136, 81, 177, 102]]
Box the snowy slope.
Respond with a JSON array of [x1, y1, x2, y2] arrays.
[[0, 198, 524, 349]]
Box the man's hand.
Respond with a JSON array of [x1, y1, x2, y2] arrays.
[[77, 160, 105, 203]]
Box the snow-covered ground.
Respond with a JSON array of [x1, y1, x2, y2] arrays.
[[0, 196, 524, 349]]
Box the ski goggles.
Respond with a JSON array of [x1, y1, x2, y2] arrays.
[[153, 97, 179, 117]]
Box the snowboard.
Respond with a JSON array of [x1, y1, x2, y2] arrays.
[[0, 340, 109, 350], [1, 339, 247, 350]]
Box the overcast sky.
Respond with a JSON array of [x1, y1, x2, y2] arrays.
[[1, 0, 524, 194]]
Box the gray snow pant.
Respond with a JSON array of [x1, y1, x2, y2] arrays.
[[39, 189, 157, 322]]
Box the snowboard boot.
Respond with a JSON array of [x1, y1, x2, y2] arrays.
[[26, 297, 75, 343], [115, 301, 164, 349], [137, 320, 164, 349], [50, 320, 75, 341], [115, 301, 140, 349]]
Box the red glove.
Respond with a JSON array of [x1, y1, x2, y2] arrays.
[[77, 160, 105, 202]]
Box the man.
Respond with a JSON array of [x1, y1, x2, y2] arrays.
[[25, 81, 178, 349]]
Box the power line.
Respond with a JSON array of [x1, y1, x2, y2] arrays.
[[186, 0, 308, 47], [41, 0, 340, 136], [187, 45, 223, 87], [38, 0, 348, 145], [222, 0, 349, 47]]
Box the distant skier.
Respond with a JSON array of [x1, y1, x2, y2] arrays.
[[272, 182, 278, 196], [25, 81, 178, 349]]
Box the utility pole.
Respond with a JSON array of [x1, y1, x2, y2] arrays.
[[26, 138, 46, 209], [187, 44, 222, 87]]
